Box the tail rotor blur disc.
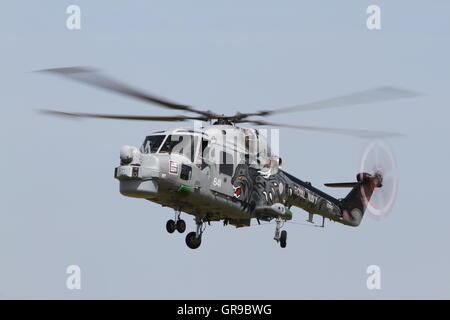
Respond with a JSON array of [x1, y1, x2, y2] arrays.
[[359, 140, 398, 219]]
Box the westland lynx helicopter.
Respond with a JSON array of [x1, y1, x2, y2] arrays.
[[38, 67, 418, 249]]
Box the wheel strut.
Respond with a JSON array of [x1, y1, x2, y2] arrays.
[[195, 218, 204, 238], [174, 209, 181, 224], [273, 217, 283, 242]]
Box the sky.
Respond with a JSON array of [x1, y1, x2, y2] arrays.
[[1, 0, 449, 299]]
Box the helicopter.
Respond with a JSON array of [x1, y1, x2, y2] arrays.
[[37, 67, 419, 249]]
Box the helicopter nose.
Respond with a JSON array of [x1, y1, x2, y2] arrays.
[[115, 146, 160, 198]]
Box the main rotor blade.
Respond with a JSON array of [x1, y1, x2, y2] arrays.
[[36, 67, 217, 118], [39, 109, 206, 122], [243, 119, 404, 139], [242, 86, 421, 118]]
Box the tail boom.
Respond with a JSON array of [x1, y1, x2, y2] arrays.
[[279, 170, 382, 227]]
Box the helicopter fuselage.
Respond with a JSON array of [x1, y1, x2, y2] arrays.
[[114, 125, 376, 228]]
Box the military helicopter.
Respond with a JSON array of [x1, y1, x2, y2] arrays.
[[37, 67, 419, 249]]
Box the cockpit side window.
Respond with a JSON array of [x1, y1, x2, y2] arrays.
[[219, 151, 234, 176], [201, 138, 209, 156], [140, 135, 166, 154]]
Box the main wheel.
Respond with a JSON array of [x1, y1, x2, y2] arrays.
[[176, 219, 186, 233], [280, 230, 287, 248], [166, 220, 176, 233], [185, 232, 202, 249]]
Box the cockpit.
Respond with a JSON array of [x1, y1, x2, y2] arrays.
[[140, 132, 205, 163], [139, 128, 278, 175]]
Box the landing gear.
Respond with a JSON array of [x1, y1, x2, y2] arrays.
[[185, 219, 204, 249], [280, 230, 287, 248], [166, 220, 176, 233], [176, 219, 186, 233], [273, 218, 287, 248], [166, 209, 185, 234], [185, 232, 201, 249]]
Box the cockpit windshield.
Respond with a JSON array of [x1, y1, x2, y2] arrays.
[[141, 134, 200, 161], [140, 135, 166, 154], [160, 134, 199, 162]]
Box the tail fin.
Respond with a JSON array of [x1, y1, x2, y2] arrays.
[[336, 172, 382, 226]]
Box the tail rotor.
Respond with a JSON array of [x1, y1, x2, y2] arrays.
[[359, 139, 399, 219]]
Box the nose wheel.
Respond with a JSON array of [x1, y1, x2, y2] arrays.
[[274, 218, 287, 248], [166, 210, 186, 234], [166, 219, 176, 233], [176, 219, 186, 233]]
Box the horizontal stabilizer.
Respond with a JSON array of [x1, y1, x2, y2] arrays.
[[324, 182, 358, 188]]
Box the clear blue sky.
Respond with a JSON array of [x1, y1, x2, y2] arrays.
[[1, 0, 449, 299]]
